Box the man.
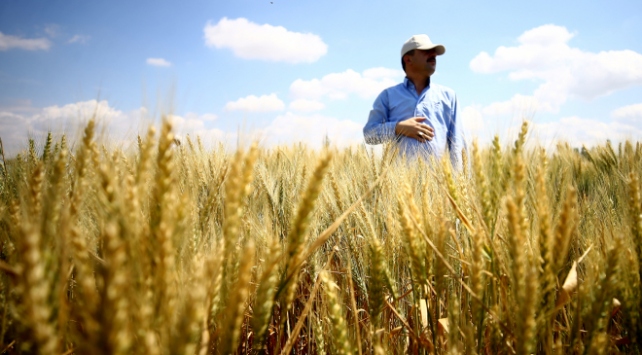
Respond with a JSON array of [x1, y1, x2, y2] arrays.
[[363, 34, 465, 168]]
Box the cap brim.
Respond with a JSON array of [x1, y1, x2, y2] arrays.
[[416, 44, 446, 55]]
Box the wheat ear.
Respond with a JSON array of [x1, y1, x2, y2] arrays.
[[98, 221, 131, 355], [251, 234, 281, 350], [41, 131, 53, 163], [218, 240, 255, 355], [151, 118, 178, 343], [280, 151, 332, 309], [535, 152, 557, 351], [321, 270, 353, 355], [506, 196, 537, 354], [398, 182, 427, 290], [18, 224, 59, 354], [472, 140, 493, 231], [170, 256, 209, 355], [628, 172, 642, 258], [553, 186, 577, 272], [367, 234, 387, 326]]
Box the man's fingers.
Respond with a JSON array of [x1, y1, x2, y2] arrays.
[[419, 127, 434, 139], [416, 130, 432, 142], [399, 117, 434, 142]]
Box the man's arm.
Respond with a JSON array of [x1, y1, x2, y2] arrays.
[[447, 94, 467, 170], [363, 91, 397, 145], [364, 91, 435, 144]]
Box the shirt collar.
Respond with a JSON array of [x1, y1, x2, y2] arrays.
[[404, 77, 431, 90]]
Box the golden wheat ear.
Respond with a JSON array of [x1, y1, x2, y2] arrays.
[[17, 223, 59, 354], [250, 235, 281, 351], [320, 270, 353, 355], [217, 240, 255, 355], [278, 151, 332, 311]]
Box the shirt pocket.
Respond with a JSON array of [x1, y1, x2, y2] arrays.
[[418, 100, 441, 118]]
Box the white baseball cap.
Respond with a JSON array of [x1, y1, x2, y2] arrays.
[[401, 34, 446, 57]]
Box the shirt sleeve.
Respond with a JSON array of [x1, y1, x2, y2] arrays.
[[363, 90, 398, 145], [447, 94, 467, 170]]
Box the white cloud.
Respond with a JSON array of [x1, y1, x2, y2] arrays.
[[68, 34, 91, 44], [166, 114, 214, 133], [460, 103, 642, 148], [224, 93, 285, 112], [290, 67, 404, 101], [532, 116, 642, 147], [461, 106, 484, 132], [0, 32, 51, 51], [480, 94, 547, 116], [36, 100, 123, 122], [289, 99, 325, 112], [471, 25, 577, 74], [362, 67, 404, 79], [203, 17, 327, 63], [611, 103, 642, 127], [260, 112, 363, 148], [459, 105, 524, 143], [470, 24, 642, 114], [159, 113, 235, 149], [184, 112, 218, 122], [0, 112, 29, 153], [611, 103, 642, 119], [146, 58, 172, 67], [0, 100, 231, 156], [0, 100, 147, 156]]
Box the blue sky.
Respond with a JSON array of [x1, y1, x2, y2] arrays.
[[1, 0, 641, 155]]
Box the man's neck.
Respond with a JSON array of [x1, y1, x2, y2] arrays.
[[407, 75, 431, 95]]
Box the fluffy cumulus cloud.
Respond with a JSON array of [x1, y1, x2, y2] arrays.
[[289, 99, 325, 112], [36, 100, 125, 123], [203, 17, 327, 63], [166, 113, 233, 147], [146, 58, 172, 67], [461, 106, 484, 133], [0, 100, 230, 156], [0, 111, 30, 154], [0, 100, 144, 156], [460, 104, 529, 143], [290, 67, 404, 101], [0, 31, 51, 51], [184, 112, 218, 122], [532, 116, 642, 147], [611, 103, 642, 125], [260, 112, 363, 148], [470, 24, 642, 114], [460, 108, 642, 148], [224, 93, 285, 112]]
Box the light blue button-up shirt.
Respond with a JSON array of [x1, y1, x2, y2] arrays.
[[363, 77, 466, 168]]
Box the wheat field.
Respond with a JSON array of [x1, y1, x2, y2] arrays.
[[0, 118, 641, 354]]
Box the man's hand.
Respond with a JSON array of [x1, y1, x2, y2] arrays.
[[395, 117, 434, 143]]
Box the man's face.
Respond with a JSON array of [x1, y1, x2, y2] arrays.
[[408, 49, 438, 77]]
